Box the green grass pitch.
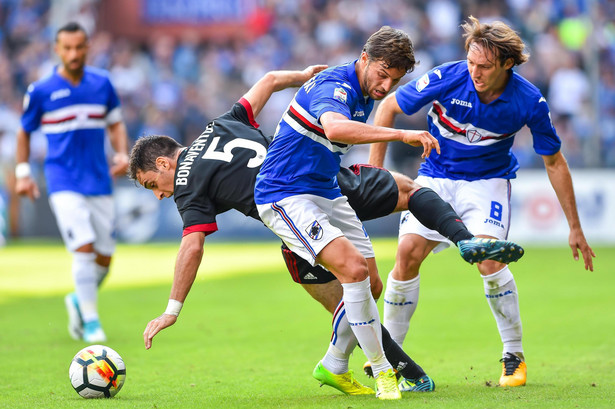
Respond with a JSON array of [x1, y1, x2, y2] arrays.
[[1, 239, 614, 408]]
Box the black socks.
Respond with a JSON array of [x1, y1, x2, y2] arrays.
[[407, 187, 473, 245], [381, 325, 425, 380]]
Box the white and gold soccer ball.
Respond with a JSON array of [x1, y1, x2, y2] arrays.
[[68, 345, 126, 398]]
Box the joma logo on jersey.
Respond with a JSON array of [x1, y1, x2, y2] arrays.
[[306, 220, 323, 240], [451, 98, 472, 108], [50, 88, 70, 101], [352, 110, 365, 118]]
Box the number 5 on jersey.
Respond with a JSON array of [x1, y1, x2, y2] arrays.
[[202, 137, 267, 168]]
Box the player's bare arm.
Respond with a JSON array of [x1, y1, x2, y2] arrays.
[[369, 93, 404, 167], [242, 64, 328, 118], [542, 151, 596, 271], [107, 121, 130, 177], [143, 231, 205, 349], [14, 127, 40, 200], [320, 110, 439, 158]]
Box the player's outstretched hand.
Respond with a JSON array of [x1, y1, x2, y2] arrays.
[[401, 130, 441, 158], [302, 64, 328, 81], [15, 176, 40, 201], [569, 228, 596, 271], [143, 314, 177, 349]]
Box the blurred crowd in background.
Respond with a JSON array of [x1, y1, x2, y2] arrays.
[[0, 0, 614, 241]]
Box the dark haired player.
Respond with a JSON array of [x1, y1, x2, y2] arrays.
[[15, 22, 129, 343]]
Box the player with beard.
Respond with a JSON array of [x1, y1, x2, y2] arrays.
[[15, 22, 129, 343]]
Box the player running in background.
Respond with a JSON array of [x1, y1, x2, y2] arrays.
[[129, 64, 523, 396], [368, 16, 596, 387], [254, 26, 523, 399], [15, 22, 129, 343]]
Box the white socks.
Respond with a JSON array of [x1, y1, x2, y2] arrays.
[[341, 277, 390, 376], [95, 263, 110, 287], [383, 273, 420, 346], [380, 266, 523, 359], [321, 302, 357, 374], [483, 266, 523, 356], [72, 252, 99, 323]]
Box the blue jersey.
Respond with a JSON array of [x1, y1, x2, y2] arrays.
[[254, 61, 373, 204], [21, 66, 122, 195], [395, 61, 561, 180]]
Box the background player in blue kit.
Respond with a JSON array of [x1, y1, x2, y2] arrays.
[[15, 22, 129, 343], [368, 16, 596, 388]]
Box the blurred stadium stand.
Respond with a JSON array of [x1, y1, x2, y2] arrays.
[[0, 0, 614, 244]]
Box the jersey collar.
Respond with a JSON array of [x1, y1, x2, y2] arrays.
[[53, 64, 87, 87], [498, 70, 516, 102]]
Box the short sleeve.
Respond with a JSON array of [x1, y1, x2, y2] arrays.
[[105, 77, 122, 125], [527, 97, 562, 155], [310, 80, 354, 121], [395, 68, 447, 116], [20, 84, 43, 132]]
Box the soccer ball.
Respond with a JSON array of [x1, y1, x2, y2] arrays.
[[68, 345, 126, 398]]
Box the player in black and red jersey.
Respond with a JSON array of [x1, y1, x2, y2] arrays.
[[129, 65, 521, 395]]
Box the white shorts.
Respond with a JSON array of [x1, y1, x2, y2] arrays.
[[48, 191, 116, 255], [257, 194, 374, 266], [399, 176, 511, 253]]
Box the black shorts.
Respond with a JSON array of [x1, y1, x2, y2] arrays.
[[283, 164, 398, 284], [338, 164, 398, 221]]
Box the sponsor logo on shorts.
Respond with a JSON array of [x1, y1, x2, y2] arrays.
[[400, 213, 410, 225], [483, 217, 505, 229], [306, 220, 323, 240], [302, 272, 318, 280]]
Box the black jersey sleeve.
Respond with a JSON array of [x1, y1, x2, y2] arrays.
[[175, 187, 219, 236], [173, 148, 220, 237]]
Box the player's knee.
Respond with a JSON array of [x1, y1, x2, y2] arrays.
[[391, 171, 422, 211], [95, 254, 112, 267], [477, 259, 507, 275], [396, 237, 423, 278], [339, 257, 369, 283]]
